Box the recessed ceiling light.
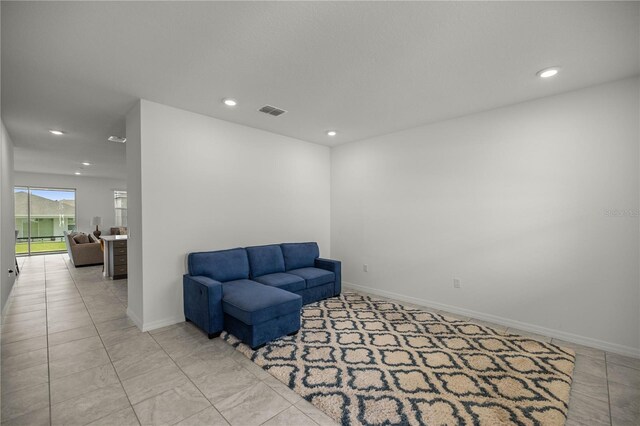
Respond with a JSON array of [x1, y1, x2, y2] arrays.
[[327, 130, 337, 137], [537, 67, 560, 78], [82, 162, 91, 166], [223, 98, 237, 107], [107, 136, 126, 143], [74, 172, 81, 175], [49, 129, 64, 135]]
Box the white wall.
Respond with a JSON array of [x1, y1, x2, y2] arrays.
[[14, 172, 126, 235], [127, 100, 331, 330], [1, 121, 16, 314], [125, 101, 143, 326], [332, 77, 640, 356]]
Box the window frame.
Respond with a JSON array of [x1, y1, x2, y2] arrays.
[[15, 186, 77, 256], [114, 190, 128, 227]]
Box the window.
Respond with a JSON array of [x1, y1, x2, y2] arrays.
[[15, 187, 76, 255], [114, 190, 128, 227]]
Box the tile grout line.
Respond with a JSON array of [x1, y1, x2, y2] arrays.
[[604, 352, 613, 426], [146, 331, 232, 425], [101, 319, 266, 424], [218, 340, 319, 425], [257, 404, 309, 426], [172, 405, 214, 426], [61, 255, 143, 426], [43, 256, 53, 426], [82, 271, 204, 420], [1, 273, 47, 342], [0, 265, 48, 424], [143, 315, 300, 424]]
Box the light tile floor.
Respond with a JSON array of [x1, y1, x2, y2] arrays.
[[1, 254, 638, 425]]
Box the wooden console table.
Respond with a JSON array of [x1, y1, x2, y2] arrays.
[[101, 235, 128, 279]]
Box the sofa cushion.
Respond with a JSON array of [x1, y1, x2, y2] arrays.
[[246, 245, 285, 278], [254, 273, 305, 293], [287, 267, 335, 289], [222, 280, 301, 325], [188, 248, 249, 283], [280, 242, 319, 271], [73, 233, 90, 244]]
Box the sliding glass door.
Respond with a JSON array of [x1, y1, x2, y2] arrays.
[[15, 187, 77, 255]]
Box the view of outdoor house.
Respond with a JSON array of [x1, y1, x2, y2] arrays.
[[15, 188, 76, 254]]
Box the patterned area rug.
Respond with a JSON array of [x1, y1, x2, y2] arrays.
[[223, 292, 575, 426]]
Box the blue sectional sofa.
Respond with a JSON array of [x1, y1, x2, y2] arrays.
[[183, 242, 341, 349]]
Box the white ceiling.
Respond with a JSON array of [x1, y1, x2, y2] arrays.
[[2, 2, 639, 179]]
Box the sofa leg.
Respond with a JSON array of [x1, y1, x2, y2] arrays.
[[251, 343, 266, 350], [287, 330, 299, 336], [185, 318, 191, 323], [208, 332, 221, 339]]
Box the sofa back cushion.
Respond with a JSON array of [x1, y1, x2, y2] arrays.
[[73, 233, 90, 244], [188, 248, 249, 282], [280, 242, 319, 271], [246, 245, 285, 278]]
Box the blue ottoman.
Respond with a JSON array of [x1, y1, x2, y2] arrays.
[[222, 279, 302, 349]]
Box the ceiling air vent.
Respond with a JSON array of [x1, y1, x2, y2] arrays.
[[107, 136, 127, 143], [258, 105, 287, 117]]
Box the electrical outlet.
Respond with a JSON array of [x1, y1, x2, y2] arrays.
[[363, 264, 368, 272], [453, 278, 461, 289]]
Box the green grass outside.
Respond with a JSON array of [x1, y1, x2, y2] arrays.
[[16, 241, 66, 254]]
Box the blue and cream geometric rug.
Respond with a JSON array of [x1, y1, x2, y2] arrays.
[[223, 292, 575, 426]]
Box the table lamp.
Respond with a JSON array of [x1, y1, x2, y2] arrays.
[[91, 216, 103, 238]]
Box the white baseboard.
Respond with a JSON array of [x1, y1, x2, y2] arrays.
[[126, 307, 143, 330], [142, 315, 185, 332], [343, 282, 640, 359], [126, 307, 183, 332]]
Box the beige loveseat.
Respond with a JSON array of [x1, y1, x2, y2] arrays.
[[64, 231, 103, 267]]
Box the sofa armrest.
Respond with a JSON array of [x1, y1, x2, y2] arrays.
[[315, 258, 341, 296], [183, 275, 224, 335], [71, 242, 103, 266], [72, 242, 101, 255]]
